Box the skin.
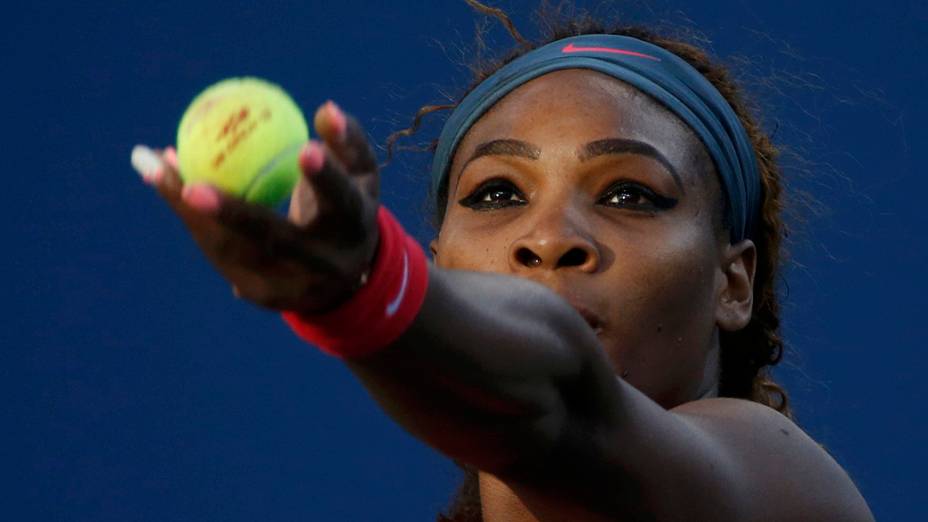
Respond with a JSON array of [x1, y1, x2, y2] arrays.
[[135, 69, 874, 521]]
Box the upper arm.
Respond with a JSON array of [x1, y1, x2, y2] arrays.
[[537, 393, 874, 520], [672, 398, 874, 522]]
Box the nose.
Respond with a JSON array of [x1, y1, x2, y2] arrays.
[[508, 209, 600, 273]]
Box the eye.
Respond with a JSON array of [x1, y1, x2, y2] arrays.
[[458, 179, 527, 210], [598, 181, 678, 211]]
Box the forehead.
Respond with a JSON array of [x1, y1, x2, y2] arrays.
[[448, 68, 713, 182]]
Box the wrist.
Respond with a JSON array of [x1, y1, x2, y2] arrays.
[[281, 206, 429, 358], [297, 229, 379, 316]]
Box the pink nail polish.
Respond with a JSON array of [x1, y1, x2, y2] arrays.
[[182, 184, 220, 213], [163, 147, 179, 169], [144, 167, 164, 186], [299, 141, 325, 175], [325, 101, 347, 142]]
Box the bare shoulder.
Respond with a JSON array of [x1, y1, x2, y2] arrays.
[[671, 398, 875, 522]]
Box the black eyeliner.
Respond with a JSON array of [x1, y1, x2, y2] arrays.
[[600, 181, 678, 210], [647, 191, 678, 210], [458, 179, 526, 210]]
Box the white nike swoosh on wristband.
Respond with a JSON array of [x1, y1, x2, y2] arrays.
[[385, 250, 409, 317]]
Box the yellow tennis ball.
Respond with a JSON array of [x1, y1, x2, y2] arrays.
[[176, 77, 309, 207]]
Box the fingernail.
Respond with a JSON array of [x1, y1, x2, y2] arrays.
[[325, 100, 347, 143], [299, 141, 325, 175], [181, 184, 220, 214], [143, 167, 164, 186], [163, 146, 178, 170], [131, 144, 164, 179]]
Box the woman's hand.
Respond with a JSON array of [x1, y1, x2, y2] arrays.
[[132, 101, 380, 315]]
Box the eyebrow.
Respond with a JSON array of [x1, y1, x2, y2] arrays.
[[461, 139, 541, 171], [457, 137, 684, 192], [580, 138, 684, 191]]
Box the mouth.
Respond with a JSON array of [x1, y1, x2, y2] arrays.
[[569, 303, 604, 336]]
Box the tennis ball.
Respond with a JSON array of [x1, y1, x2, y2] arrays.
[[176, 77, 309, 207]]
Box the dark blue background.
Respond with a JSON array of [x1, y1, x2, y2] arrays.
[[7, 1, 925, 520]]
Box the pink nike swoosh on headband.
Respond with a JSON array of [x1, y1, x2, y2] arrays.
[[561, 42, 661, 61]]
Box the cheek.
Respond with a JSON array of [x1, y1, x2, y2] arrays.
[[611, 238, 716, 340], [433, 217, 513, 273], [600, 227, 721, 403]]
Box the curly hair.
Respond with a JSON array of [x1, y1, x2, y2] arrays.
[[384, 2, 794, 520]]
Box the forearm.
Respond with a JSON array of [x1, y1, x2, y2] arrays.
[[345, 264, 619, 473]]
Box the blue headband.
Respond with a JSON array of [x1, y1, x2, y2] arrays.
[[430, 34, 761, 242]]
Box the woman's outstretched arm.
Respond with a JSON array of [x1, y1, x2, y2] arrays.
[[346, 266, 874, 522]]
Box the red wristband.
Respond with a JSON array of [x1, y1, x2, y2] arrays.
[[281, 206, 429, 358]]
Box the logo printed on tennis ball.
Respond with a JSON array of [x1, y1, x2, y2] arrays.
[[176, 77, 309, 207]]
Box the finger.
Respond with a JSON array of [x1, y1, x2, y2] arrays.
[[156, 148, 220, 224], [313, 101, 379, 176], [180, 183, 222, 215], [140, 145, 258, 227], [134, 145, 248, 270], [131, 144, 164, 183], [132, 144, 176, 193], [298, 140, 368, 241], [161, 146, 184, 192], [131, 144, 189, 208], [132, 144, 319, 262], [134, 145, 267, 262], [132, 146, 337, 291]]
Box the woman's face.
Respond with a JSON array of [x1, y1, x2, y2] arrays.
[[432, 69, 755, 408]]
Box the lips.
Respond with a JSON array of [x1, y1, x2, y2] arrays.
[[565, 299, 604, 336]]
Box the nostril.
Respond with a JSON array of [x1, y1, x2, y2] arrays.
[[556, 247, 588, 268], [516, 247, 542, 267]]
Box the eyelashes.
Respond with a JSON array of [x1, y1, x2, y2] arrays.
[[457, 179, 527, 210], [457, 177, 678, 212], [598, 181, 678, 210]]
